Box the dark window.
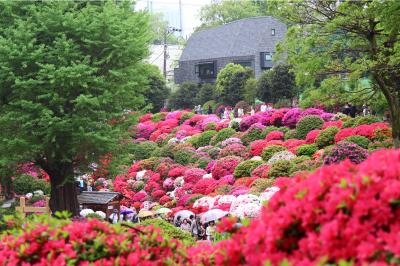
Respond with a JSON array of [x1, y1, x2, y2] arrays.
[[260, 52, 273, 69], [264, 52, 273, 61], [271, 29, 275, 36], [195, 62, 215, 78], [233, 60, 252, 68]]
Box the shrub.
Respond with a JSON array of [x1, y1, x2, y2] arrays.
[[241, 127, 264, 145], [315, 126, 340, 148], [284, 129, 297, 140], [190, 130, 217, 149], [219, 143, 249, 158], [343, 135, 371, 149], [204, 122, 216, 131], [342, 115, 380, 128], [268, 160, 295, 179], [210, 128, 236, 145], [203, 100, 217, 112], [249, 179, 275, 195], [296, 115, 324, 139], [296, 144, 318, 157], [174, 148, 196, 165], [267, 151, 296, 165], [13, 174, 51, 195], [265, 131, 284, 142], [179, 112, 195, 124], [211, 156, 243, 179], [132, 141, 159, 161], [151, 112, 167, 122], [368, 139, 393, 151], [261, 126, 280, 138], [233, 160, 263, 178], [324, 141, 369, 165], [138, 219, 195, 245], [261, 145, 286, 161]]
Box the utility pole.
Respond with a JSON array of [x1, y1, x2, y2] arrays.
[[163, 27, 182, 79]]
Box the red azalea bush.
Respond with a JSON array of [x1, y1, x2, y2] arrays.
[[212, 156, 243, 179], [151, 189, 166, 200], [183, 168, 207, 184], [323, 120, 343, 129], [0, 218, 189, 265], [305, 129, 321, 144], [249, 140, 269, 156], [192, 178, 218, 195], [210, 149, 400, 265], [265, 131, 284, 142], [219, 143, 249, 158]]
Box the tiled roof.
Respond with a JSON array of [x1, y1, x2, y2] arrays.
[[78, 192, 122, 205]]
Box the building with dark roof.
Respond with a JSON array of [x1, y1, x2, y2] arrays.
[[174, 16, 287, 84]]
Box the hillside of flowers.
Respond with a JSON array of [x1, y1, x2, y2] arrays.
[[106, 108, 391, 219], [1, 107, 397, 265]]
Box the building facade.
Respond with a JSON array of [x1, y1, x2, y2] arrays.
[[174, 16, 287, 84]]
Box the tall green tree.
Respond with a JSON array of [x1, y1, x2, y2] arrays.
[[143, 64, 170, 113], [0, 1, 150, 215], [270, 0, 400, 147], [195, 83, 215, 105], [169, 82, 199, 110], [196, 0, 269, 31], [215, 63, 253, 106], [257, 64, 296, 104]]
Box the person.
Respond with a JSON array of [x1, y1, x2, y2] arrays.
[[175, 216, 182, 227], [266, 103, 273, 111], [343, 103, 350, 116], [207, 105, 212, 115], [199, 223, 206, 240], [180, 218, 191, 232], [219, 107, 224, 119], [224, 108, 229, 120], [108, 209, 119, 224], [238, 107, 244, 117], [362, 104, 370, 116], [199, 106, 204, 115], [349, 103, 356, 118], [250, 107, 255, 116], [260, 103, 267, 112], [206, 221, 216, 241], [190, 216, 199, 239]]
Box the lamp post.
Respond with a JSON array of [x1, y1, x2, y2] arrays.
[[163, 27, 181, 79]]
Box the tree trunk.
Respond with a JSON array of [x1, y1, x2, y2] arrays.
[[1, 176, 13, 200], [387, 96, 400, 148], [47, 163, 79, 216]]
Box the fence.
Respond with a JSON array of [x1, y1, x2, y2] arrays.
[[15, 197, 51, 217]]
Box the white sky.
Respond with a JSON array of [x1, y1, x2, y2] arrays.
[[135, 0, 212, 37]]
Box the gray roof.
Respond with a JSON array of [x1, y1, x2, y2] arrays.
[[179, 16, 286, 61], [78, 191, 122, 205]]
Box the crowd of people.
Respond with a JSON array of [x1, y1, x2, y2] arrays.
[[172, 214, 216, 241]]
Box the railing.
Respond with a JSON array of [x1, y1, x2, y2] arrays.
[[15, 197, 51, 218]]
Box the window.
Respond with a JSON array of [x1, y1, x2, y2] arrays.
[[233, 60, 252, 68], [264, 52, 273, 61], [271, 29, 275, 36], [195, 62, 215, 78]]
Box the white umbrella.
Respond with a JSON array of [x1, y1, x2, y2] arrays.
[[201, 209, 228, 223], [174, 210, 194, 223], [156, 207, 172, 215]]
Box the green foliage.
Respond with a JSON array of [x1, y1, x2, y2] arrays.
[[261, 145, 287, 162], [195, 83, 215, 106], [215, 63, 253, 106], [179, 112, 195, 124], [344, 135, 371, 149], [342, 116, 381, 128], [85, 213, 104, 220], [143, 65, 170, 113], [132, 141, 159, 161], [138, 218, 195, 245], [234, 160, 263, 178], [296, 144, 318, 157], [315, 126, 340, 148], [257, 65, 297, 104], [203, 100, 217, 113], [152, 112, 167, 122], [0, 1, 151, 213], [244, 78, 258, 104], [296, 115, 324, 139], [368, 139, 393, 151], [284, 129, 297, 140], [249, 179, 275, 195], [211, 128, 236, 145], [13, 174, 51, 195], [241, 128, 264, 145], [174, 148, 196, 165], [268, 160, 295, 179], [169, 82, 199, 110], [190, 130, 217, 149], [196, 0, 269, 31], [261, 126, 288, 139]]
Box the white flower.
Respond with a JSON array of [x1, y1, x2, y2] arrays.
[[259, 186, 280, 202], [193, 196, 216, 210], [25, 193, 33, 199], [95, 211, 106, 219], [80, 208, 94, 217], [136, 170, 147, 181], [267, 151, 296, 165], [232, 203, 261, 218], [202, 173, 212, 179], [229, 194, 260, 213], [250, 156, 263, 161], [33, 190, 44, 196], [174, 176, 184, 187], [217, 195, 236, 205], [229, 118, 242, 128], [168, 138, 180, 144]]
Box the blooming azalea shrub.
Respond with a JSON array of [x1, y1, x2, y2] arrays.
[[267, 151, 296, 165], [210, 149, 400, 266], [241, 126, 264, 145], [212, 156, 243, 179], [233, 160, 263, 178], [265, 131, 284, 142], [268, 159, 295, 179], [324, 141, 369, 165], [218, 143, 249, 158], [210, 128, 236, 145], [296, 115, 324, 139], [131, 141, 159, 161], [249, 178, 274, 195], [342, 115, 381, 128], [189, 130, 217, 149]]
